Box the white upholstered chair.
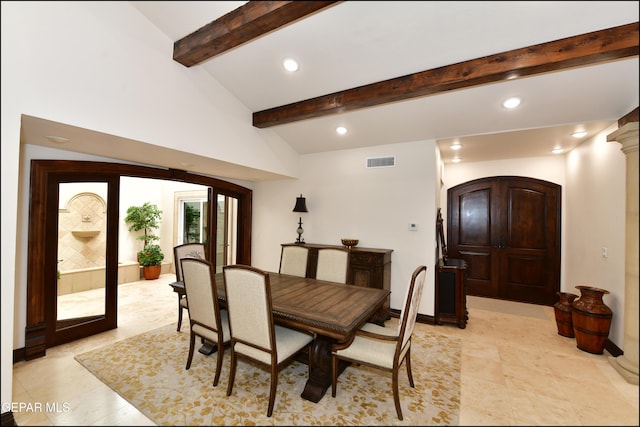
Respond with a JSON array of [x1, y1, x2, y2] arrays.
[[331, 265, 427, 420], [278, 244, 309, 277], [315, 247, 350, 283], [223, 264, 314, 417], [173, 243, 206, 331], [181, 258, 230, 387]]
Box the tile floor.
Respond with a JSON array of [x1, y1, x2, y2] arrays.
[[11, 274, 639, 425]]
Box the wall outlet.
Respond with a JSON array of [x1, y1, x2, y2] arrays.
[[602, 247, 608, 258], [409, 223, 418, 231]]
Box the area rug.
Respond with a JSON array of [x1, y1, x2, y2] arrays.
[[74, 322, 461, 426]]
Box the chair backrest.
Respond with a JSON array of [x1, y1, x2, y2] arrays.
[[397, 265, 427, 350], [315, 247, 350, 283], [223, 265, 274, 353], [279, 245, 309, 277], [181, 258, 222, 331], [174, 243, 206, 282]]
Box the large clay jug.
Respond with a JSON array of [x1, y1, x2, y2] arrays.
[[554, 292, 578, 337], [571, 286, 612, 354]]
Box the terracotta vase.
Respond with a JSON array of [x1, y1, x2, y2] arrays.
[[571, 286, 612, 354], [143, 265, 162, 280], [554, 292, 578, 338]]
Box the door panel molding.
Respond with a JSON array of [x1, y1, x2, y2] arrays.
[[448, 176, 561, 305]]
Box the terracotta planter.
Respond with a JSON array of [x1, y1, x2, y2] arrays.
[[571, 286, 612, 354], [554, 292, 578, 338], [143, 265, 162, 280]]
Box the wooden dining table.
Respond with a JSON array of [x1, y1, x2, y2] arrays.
[[170, 271, 390, 403]]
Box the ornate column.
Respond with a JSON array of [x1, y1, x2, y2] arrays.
[[607, 122, 639, 385]]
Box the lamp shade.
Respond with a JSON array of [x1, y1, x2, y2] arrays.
[[292, 194, 308, 212]]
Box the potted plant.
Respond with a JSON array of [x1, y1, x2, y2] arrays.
[[124, 202, 162, 249], [138, 244, 165, 280]]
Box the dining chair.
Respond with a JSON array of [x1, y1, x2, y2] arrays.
[[278, 244, 309, 277], [315, 247, 350, 283], [223, 264, 314, 417], [173, 243, 206, 331], [331, 265, 427, 420], [181, 258, 230, 387]]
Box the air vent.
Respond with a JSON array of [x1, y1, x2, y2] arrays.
[[366, 156, 396, 168]]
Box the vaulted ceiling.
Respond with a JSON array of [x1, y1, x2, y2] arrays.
[[133, 1, 638, 164], [22, 2, 639, 179]]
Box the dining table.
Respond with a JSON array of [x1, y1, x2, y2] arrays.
[[170, 270, 390, 403]]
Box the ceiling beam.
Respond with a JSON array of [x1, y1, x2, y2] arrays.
[[173, 1, 341, 67], [253, 22, 639, 128]]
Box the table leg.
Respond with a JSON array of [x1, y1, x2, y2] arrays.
[[301, 335, 347, 403], [198, 340, 217, 355]]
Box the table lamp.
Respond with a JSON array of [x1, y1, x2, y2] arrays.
[[292, 194, 308, 244]]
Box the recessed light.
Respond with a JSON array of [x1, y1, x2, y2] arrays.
[[450, 142, 462, 150], [572, 131, 587, 138], [46, 135, 69, 144], [336, 126, 347, 135], [502, 97, 521, 109], [452, 157, 461, 163], [552, 147, 564, 154], [283, 58, 299, 72]]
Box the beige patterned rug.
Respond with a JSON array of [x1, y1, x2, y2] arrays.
[[75, 321, 461, 426]]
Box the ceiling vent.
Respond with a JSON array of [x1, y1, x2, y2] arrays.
[[366, 156, 396, 168]]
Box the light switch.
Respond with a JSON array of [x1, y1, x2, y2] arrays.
[[602, 247, 608, 258]]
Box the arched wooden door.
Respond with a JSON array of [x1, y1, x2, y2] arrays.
[[447, 176, 561, 306]]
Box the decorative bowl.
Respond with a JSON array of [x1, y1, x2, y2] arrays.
[[341, 238, 359, 248]]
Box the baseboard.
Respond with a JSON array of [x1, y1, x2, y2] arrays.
[[606, 340, 623, 357], [13, 347, 25, 364]]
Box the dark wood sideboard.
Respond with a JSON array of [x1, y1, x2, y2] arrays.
[[282, 243, 393, 325], [435, 257, 468, 329]]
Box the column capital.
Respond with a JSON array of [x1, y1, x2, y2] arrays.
[[607, 122, 639, 155]]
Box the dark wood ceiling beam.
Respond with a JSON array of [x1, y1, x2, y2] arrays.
[[173, 1, 341, 67], [253, 22, 639, 128]]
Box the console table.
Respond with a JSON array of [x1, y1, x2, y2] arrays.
[[282, 243, 393, 325]]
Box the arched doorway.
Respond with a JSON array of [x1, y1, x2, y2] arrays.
[[447, 176, 561, 305], [25, 160, 252, 360]]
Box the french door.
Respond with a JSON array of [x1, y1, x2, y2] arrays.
[[47, 175, 119, 347], [26, 160, 252, 360]]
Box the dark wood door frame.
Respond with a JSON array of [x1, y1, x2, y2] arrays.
[[45, 174, 120, 348], [25, 160, 252, 360]]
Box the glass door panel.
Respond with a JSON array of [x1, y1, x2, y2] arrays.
[[47, 175, 118, 347], [215, 194, 238, 273], [56, 183, 108, 324]]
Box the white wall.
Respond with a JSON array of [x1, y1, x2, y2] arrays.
[[564, 124, 627, 348], [252, 140, 438, 315]]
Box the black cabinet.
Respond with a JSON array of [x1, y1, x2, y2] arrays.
[[435, 258, 468, 329]]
